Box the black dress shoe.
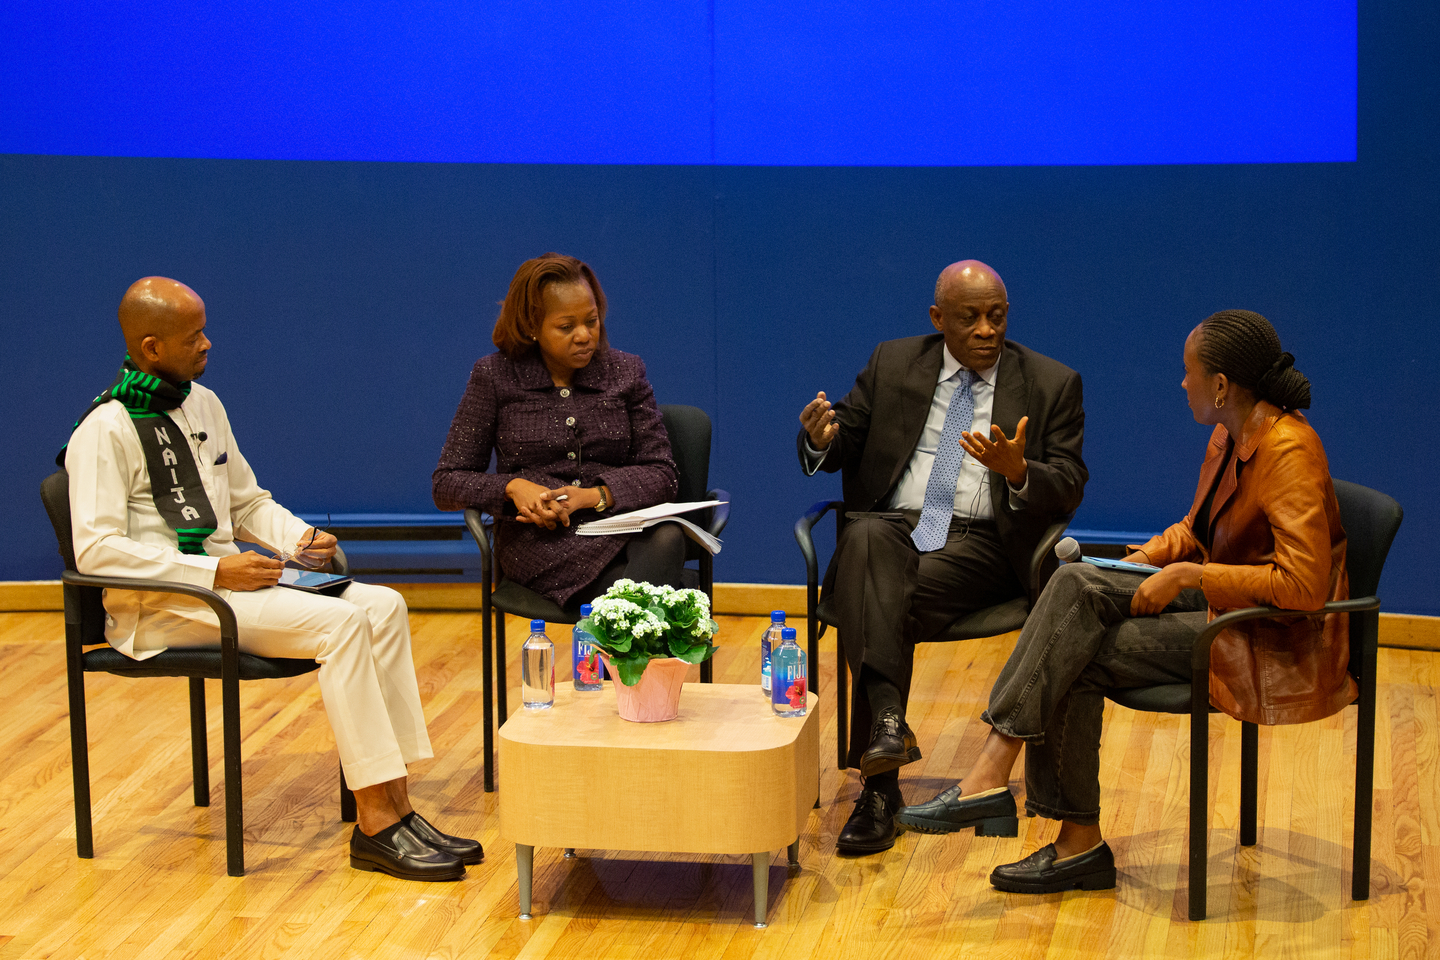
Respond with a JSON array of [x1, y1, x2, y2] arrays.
[[836, 786, 903, 855], [990, 842, 1116, 894], [895, 784, 1018, 837], [858, 707, 922, 777], [403, 811, 484, 864], [350, 822, 466, 881]]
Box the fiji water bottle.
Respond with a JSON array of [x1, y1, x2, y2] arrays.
[[771, 627, 807, 717], [522, 619, 555, 710], [760, 610, 785, 696], [573, 604, 603, 691]]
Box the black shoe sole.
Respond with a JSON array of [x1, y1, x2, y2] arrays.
[[834, 835, 898, 856], [989, 868, 1116, 893], [350, 854, 466, 881], [896, 812, 1018, 837], [858, 745, 922, 778]]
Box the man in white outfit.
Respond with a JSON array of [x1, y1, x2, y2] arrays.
[[64, 276, 479, 881]]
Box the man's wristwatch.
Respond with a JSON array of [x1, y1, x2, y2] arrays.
[[594, 488, 609, 512]]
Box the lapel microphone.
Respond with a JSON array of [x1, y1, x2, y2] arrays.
[[190, 432, 207, 442]]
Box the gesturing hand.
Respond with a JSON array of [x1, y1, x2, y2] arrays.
[[215, 551, 284, 591], [799, 391, 838, 450], [960, 416, 1029, 487]]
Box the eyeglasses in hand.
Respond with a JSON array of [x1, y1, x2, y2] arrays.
[[276, 514, 331, 568]]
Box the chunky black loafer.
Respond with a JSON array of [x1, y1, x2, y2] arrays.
[[989, 842, 1116, 894], [896, 784, 1019, 837]]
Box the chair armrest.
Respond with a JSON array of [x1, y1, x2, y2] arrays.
[[330, 544, 349, 576], [794, 499, 845, 587], [1027, 512, 1076, 600], [61, 570, 238, 645], [1190, 596, 1380, 673], [705, 488, 730, 537], [463, 508, 494, 583]]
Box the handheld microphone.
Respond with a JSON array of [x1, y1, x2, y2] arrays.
[[1054, 537, 1162, 575], [1055, 536, 1082, 563]]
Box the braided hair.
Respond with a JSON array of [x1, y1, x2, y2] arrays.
[[1196, 309, 1311, 411]]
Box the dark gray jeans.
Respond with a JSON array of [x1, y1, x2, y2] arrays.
[[982, 561, 1208, 825]]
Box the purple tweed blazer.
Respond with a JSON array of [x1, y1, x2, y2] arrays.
[[433, 347, 678, 605]]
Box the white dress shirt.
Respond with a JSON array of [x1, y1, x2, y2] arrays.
[[804, 344, 1028, 519]]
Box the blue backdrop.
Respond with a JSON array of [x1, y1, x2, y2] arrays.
[[3, 1, 1435, 614]]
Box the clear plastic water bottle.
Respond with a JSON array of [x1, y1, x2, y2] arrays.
[[573, 604, 603, 691], [771, 627, 807, 717], [522, 619, 555, 710], [760, 610, 785, 696]]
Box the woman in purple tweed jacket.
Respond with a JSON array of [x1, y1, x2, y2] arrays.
[[432, 254, 682, 610]]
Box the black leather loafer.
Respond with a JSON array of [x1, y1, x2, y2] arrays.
[[836, 787, 903, 855], [858, 707, 922, 777], [990, 842, 1116, 894], [350, 822, 466, 881], [896, 784, 1018, 837], [403, 811, 484, 864]]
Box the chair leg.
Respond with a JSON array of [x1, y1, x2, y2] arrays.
[[1353, 617, 1379, 901], [66, 642, 94, 859], [836, 634, 849, 772], [482, 589, 495, 793], [700, 556, 714, 683], [340, 766, 357, 822], [189, 677, 210, 807], [1188, 697, 1209, 921], [222, 660, 244, 877], [1239, 722, 1258, 846]]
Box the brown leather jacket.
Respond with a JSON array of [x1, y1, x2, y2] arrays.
[[1137, 402, 1355, 725]]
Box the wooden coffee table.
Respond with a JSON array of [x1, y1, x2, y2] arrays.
[[498, 682, 820, 927]]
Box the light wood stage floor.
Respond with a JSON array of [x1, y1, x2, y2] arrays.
[[0, 607, 1436, 960]]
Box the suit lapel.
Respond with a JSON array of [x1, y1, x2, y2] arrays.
[[987, 346, 1028, 513], [991, 346, 1028, 439]]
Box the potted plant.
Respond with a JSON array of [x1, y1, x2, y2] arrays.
[[576, 579, 719, 722]]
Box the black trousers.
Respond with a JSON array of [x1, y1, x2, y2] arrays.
[[572, 523, 688, 609], [830, 511, 1023, 767], [982, 562, 1207, 824]]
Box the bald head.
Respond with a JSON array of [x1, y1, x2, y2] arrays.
[[119, 277, 211, 383], [934, 260, 1007, 311], [929, 259, 1009, 370]]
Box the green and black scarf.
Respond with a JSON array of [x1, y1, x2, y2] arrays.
[[59, 357, 218, 555]]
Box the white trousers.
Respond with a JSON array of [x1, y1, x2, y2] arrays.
[[138, 581, 432, 789]]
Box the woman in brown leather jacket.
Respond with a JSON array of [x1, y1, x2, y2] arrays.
[[893, 310, 1350, 895]]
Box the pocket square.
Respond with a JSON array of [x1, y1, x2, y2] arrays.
[[214, 452, 228, 465]]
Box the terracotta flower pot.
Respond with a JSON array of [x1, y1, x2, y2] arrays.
[[599, 655, 689, 722]]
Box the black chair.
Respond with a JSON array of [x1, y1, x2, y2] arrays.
[[465, 403, 730, 791], [1105, 479, 1402, 920], [796, 501, 1074, 769], [42, 469, 357, 878]]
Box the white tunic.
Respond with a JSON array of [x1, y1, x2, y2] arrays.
[[65, 381, 311, 659]]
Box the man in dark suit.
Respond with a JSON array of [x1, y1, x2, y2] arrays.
[[797, 260, 1087, 854]]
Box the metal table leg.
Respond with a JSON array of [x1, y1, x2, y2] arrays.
[[517, 844, 534, 919], [752, 852, 769, 928]]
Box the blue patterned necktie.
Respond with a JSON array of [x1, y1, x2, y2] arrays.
[[911, 369, 973, 553]]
